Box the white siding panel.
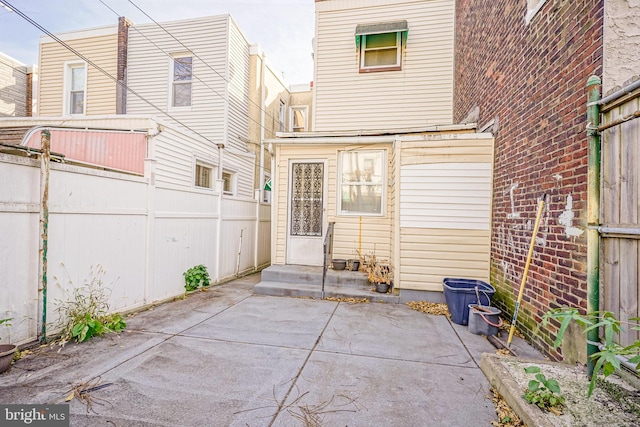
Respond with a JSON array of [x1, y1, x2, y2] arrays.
[[400, 162, 491, 230], [126, 16, 229, 144]]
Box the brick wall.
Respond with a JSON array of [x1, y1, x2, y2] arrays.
[[454, 0, 604, 359]]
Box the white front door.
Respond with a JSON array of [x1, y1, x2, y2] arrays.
[[286, 161, 326, 266]]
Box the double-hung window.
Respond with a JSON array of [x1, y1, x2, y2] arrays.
[[65, 61, 86, 115], [194, 161, 213, 189], [338, 150, 385, 215], [279, 99, 286, 132], [356, 21, 407, 73], [222, 170, 236, 196], [290, 106, 308, 132], [171, 55, 192, 107]]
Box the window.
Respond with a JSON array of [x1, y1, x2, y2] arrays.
[[279, 99, 286, 132], [171, 55, 192, 107], [355, 21, 407, 73], [222, 171, 236, 195], [338, 150, 384, 215], [64, 62, 86, 115], [290, 106, 308, 132], [526, 0, 548, 24], [194, 161, 213, 189]]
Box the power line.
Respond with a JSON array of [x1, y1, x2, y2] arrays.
[[1, 0, 219, 147], [124, 0, 283, 130]]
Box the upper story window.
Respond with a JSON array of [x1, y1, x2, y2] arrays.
[[171, 55, 192, 107], [338, 150, 385, 216], [355, 21, 408, 73], [64, 61, 87, 115], [290, 106, 308, 132], [279, 99, 286, 132]]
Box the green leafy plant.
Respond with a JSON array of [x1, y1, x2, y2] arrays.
[[522, 366, 565, 412], [56, 266, 126, 345], [543, 309, 640, 397], [183, 264, 211, 291]]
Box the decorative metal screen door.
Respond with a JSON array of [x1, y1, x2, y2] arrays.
[[287, 161, 325, 265]]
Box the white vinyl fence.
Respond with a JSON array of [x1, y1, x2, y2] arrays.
[[0, 153, 270, 344]]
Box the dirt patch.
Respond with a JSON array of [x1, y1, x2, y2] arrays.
[[487, 355, 640, 427]]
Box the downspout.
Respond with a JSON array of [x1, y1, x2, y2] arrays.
[[38, 129, 51, 343], [586, 75, 601, 380], [259, 52, 266, 202], [215, 143, 225, 283]]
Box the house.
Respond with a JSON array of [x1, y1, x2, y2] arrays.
[[257, 0, 495, 302], [454, 0, 640, 360], [0, 13, 311, 344], [0, 52, 36, 117]]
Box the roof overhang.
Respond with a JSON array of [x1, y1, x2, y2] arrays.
[[266, 124, 490, 145]]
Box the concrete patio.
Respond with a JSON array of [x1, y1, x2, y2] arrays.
[[0, 273, 543, 426]]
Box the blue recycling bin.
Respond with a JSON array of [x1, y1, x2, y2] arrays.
[[443, 278, 496, 325]]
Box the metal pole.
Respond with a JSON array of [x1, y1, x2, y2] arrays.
[[586, 75, 602, 379], [507, 195, 545, 347], [38, 129, 51, 343]]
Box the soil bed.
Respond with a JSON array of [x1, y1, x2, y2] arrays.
[[485, 354, 640, 427]]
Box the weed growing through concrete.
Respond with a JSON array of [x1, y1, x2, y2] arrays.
[[522, 365, 565, 414], [55, 265, 126, 345], [183, 264, 211, 291]]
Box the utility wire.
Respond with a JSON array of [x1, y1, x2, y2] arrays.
[[2, 0, 218, 147], [125, 0, 283, 130]]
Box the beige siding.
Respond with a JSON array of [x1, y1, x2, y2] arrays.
[[39, 31, 118, 116], [397, 134, 494, 291], [248, 46, 290, 191], [313, 0, 455, 131], [399, 228, 490, 291], [0, 53, 27, 116], [273, 143, 393, 265]]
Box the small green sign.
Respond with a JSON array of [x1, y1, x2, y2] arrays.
[[264, 178, 272, 191]]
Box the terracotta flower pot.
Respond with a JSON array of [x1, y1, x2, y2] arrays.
[[0, 343, 17, 374]]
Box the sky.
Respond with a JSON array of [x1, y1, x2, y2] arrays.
[[0, 0, 315, 85]]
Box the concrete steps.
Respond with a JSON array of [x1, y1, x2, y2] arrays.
[[254, 264, 399, 303]]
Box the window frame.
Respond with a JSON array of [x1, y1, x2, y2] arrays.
[[359, 31, 402, 73], [222, 170, 237, 196], [63, 60, 87, 115], [337, 149, 386, 217], [279, 99, 287, 132], [194, 159, 214, 190], [289, 105, 308, 132], [169, 54, 193, 109]]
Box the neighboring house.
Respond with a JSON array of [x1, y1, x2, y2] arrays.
[[38, 24, 121, 116], [0, 116, 271, 344], [0, 13, 305, 344], [263, 0, 495, 301], [0, 52, 36, 117], [454, 0, 640, 358]]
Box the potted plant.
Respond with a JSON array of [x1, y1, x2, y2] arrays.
[[368, 262, 393, 293], [0, 318, 17, 374]]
